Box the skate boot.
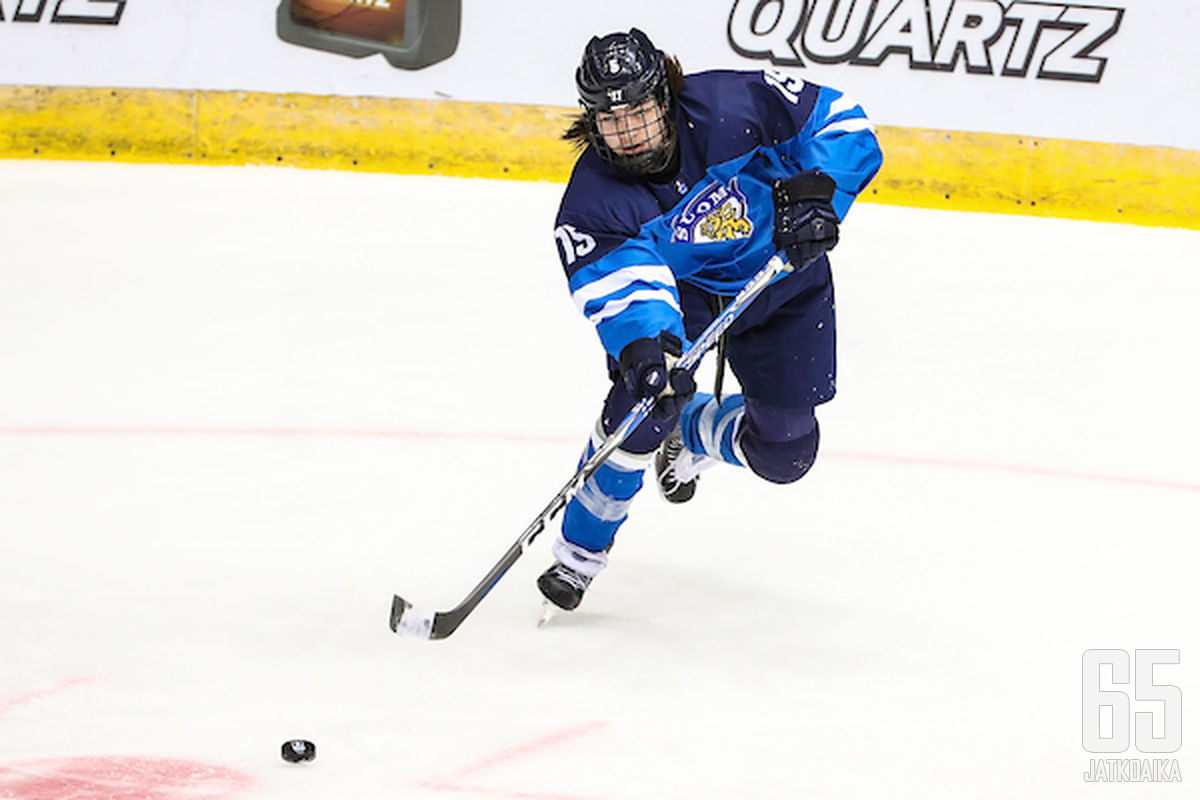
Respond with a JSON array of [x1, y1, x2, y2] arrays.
[[537, 562, 593, 611], [537, 537, 609, 611], [655, 428, 717, 503]]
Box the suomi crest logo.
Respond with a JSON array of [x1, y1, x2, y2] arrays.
[[672, 178, 755, 244]]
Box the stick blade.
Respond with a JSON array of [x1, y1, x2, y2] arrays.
[[389, 595, 434, 640]]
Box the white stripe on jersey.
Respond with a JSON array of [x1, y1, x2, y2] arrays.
[[829, 93, 860, 116], [817, 117, 876, 137], [584, 288, 682, 325], [571, 264, 676, 315]]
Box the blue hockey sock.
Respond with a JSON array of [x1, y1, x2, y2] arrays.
[[560, 421, 651, 553], [679, 393, 746, 467]]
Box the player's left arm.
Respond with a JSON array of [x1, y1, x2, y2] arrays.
[[751, 73, 883, 266], [789, 85, 884, 219], [758, 73, 884, 220]]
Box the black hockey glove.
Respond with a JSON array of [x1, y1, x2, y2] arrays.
[[618, 332, 696, 419], [773, 170, 840, 268]]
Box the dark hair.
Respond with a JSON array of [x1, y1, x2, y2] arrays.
[[562, 55, 685, 150]]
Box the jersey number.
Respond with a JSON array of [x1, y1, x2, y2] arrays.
[[763, 68, 804, 104], [554, 224, 597, 266]]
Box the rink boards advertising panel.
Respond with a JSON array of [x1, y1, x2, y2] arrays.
[[0, 0, 1196, 226]]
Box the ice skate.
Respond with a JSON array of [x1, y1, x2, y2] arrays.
[[537, 537, 609, 613], [655, 428, 717, 503], [537, 561, 593, 611]]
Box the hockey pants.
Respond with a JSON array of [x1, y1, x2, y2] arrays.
[[561, 257, 835, 555]]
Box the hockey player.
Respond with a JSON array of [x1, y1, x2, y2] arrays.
[[538, 28, 883, 611]]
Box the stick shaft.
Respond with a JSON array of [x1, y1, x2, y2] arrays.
[[398, 255, 795, 639]]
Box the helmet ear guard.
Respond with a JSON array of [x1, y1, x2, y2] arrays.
[[574, 28, 678, 174]]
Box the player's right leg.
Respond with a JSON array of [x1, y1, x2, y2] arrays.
[[538, 381, 676, 610], [538, 419, 651, 610]]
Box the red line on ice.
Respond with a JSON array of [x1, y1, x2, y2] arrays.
[[822, 450, 1200, 493], [0, 424, 571, 445], [420, 720, 609, 799], [0, 675, 98, 719], [1, 424, 1197, 493], [0, 756, 254, 800]]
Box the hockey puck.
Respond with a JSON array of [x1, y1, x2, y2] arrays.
[[281, 739, 316, 763]]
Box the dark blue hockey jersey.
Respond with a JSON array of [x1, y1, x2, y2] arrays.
[[553, 68, 883, 362]]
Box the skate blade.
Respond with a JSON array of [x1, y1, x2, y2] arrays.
[[537, 601, 561, 629]]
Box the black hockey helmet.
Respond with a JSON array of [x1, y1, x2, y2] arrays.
[[577, 28, 668, 113], [575, 28, 677, 174]]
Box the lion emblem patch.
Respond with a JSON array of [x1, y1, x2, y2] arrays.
[[671, 178, 754, 244]]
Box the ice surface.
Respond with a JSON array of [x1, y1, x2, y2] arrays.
[[1, 161, 1198, 799]]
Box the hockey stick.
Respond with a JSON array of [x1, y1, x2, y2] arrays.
[[390, 253, 795, 640]]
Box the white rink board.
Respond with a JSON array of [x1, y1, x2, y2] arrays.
[[0, 0, 1197, 149], [1, 161, 1198, 799]]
